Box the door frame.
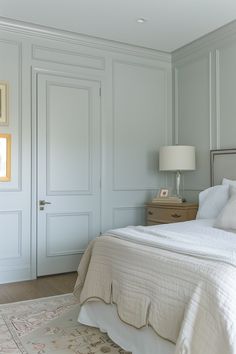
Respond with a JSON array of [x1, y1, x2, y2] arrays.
[[31, 67, 103, 279]]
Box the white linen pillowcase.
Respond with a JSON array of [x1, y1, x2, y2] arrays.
[[215, 187, 236, 231], [222, 178, 236, 187], [196, 185, 229, 219]]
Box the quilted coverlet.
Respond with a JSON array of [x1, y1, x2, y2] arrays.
[[74, 222, 236, 354]]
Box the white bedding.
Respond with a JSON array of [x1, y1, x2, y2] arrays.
[[107, 219, 236, 265], [75, 219, 236, 354]]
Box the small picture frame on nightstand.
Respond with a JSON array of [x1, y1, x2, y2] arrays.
[[159, 188, 169, 198], [152, 187, 183, 204]]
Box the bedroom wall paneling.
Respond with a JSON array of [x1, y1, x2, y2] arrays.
[[0, 18, 172, 282], [101, 54, 172, 232], [172, 20, 236, 202], [173, 53, 212, 200], [0, 36, 31, 283], [215, 43, 236, 149]]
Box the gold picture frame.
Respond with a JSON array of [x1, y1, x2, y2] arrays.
[[0, 82, 9, 125], [0, 133, 11, 182]]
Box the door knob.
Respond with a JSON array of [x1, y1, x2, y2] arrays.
[[39, 200, 52, 206]]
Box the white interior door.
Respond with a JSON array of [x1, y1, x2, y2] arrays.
[[37, 73, 101, 276]]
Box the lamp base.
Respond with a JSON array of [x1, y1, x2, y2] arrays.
[[176, 170, 181, 198], [175, 171, 186, 202]]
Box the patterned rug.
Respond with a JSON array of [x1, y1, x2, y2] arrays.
[[0, 293, 130, 354]]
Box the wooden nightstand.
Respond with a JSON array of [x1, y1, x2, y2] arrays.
[[146, 202, 198, 225]]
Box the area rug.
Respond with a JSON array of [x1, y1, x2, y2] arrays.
[[0, 293, 130, 354]]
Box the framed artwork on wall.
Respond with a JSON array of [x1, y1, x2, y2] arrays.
[[0, 133, 11, 182], [0, 82, 9, 125]]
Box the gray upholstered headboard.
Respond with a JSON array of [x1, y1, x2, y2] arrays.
[[211, 149, 236, 186]]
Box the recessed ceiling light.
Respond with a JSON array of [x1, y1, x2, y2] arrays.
[[136, 18, 147, 24]]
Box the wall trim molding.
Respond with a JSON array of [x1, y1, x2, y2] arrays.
[[174, 68, 179, 144], [174, 52, 212, 149], [172, 20, 236, 62], [33, 66, 103, 83], [0, 16, 171, 63], [208, 51, 213, 150], [215, 49, 221, 149], [32, 44, 106, 70], [0, 38, 22, 192], [174, 53, 212, 192], [18, 40, 23, 191], [111, 59, 170, 191]]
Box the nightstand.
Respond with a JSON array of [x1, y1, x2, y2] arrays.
[[146, 202, 198, 226]]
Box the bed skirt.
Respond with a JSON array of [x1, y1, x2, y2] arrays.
[[78, 301, 175, 354]]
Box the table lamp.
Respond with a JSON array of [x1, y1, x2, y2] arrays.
[[159, 145, 196, 199]]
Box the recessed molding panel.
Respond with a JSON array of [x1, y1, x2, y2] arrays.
[[112, 60, 168, 191], [0, 39, 22, 192], [46, 81, 92, 195], [0, 211, 22, 259], [113, 206, 145, 228], [32, 45, 105, 70], [175, 54, 211, 190], [46, 212, 90, 256], [215, 41, 236, 149]]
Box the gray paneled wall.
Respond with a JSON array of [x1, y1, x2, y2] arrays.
[[3, 15, 236, 283], [172, 20, 236, 201], [0, 37, 31, 284], [0, 19, 172, 283]]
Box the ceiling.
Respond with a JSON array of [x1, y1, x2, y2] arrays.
[[0, 0, 236, 52]]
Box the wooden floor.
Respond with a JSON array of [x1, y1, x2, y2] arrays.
[[0, 272, 77, 304]]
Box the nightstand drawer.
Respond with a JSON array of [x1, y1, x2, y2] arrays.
[[146, 202, 198, 225], [147, 207, 161, 220], [147, 207, 188, 223], [156, 208, 188, 223]]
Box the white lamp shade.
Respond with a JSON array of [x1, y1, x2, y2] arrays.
[[159, 145, 196, 171]]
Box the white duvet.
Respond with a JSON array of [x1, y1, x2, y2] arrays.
[[74, 219, 236, 354], [107, 219, 236, 266]]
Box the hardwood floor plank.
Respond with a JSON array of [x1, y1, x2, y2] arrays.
[[0, 272, 77, 304]]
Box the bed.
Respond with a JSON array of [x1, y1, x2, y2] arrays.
[[74, 149, 236, 354]]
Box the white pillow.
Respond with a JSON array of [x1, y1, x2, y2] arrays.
[[196, 185, 229, 219], [215, 187, 236, 231], [222, 178, 236, 187]]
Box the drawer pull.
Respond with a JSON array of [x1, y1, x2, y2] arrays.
[[148, 211, 153, 215], [171, 213, 181, 218]]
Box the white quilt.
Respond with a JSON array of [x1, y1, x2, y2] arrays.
[[74, 219, 236, 354], [107, 219, 236, 265]]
